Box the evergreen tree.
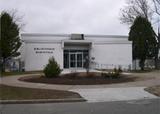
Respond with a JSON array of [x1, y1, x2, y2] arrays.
[[0, 11, 21, 72], [43, 57, 61, 78], [129, 16, 157, 70]]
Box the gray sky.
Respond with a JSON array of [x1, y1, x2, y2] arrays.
[[1, 0, 131, 35]]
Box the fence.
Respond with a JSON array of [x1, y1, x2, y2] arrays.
[[132, 59, 160, 70], [90, 61, 132, 71]]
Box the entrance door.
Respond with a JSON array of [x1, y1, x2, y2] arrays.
[[76, 52, 83, 68], [69, 52, 83, 68], [70, 53, 76, 68]]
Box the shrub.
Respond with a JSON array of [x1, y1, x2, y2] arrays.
[[118, 66, 123, 73], [112, 72, 119, 78], [101, 72, 110, 78], [113, 67, 123, 78], [102, 67, 123, 79], [43, 57, 61, 78]]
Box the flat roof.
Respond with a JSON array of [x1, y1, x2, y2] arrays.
[[21, 33, 128, 38], [21, 33, 131, 44]]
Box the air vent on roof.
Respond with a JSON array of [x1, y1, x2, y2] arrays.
[[71, 34, 84, 40]]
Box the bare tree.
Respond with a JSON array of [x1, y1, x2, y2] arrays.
[[9, 9, 25, 30], [120, 0, 153, 25], [153, 0, 160, 15]]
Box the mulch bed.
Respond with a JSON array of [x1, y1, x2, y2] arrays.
[[19, 72, 138, 85]]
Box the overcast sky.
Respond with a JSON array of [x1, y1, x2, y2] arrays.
[[0, 0, 135, 35]]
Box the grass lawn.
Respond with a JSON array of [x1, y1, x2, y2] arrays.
[[145, 85, 160, 97], [0, 84, 81, 100], [1, 71, 43, 77]]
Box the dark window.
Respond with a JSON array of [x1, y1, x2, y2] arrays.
[[64, 52, 69, 68]]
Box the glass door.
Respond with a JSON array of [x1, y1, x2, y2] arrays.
[[70, 53, 76, 68], [69, 52, 83, 68], [76, 52, 83, 68]]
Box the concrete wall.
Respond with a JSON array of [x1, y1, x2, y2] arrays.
[[90, 43, 132, 70], [24, 42, 63, 71]]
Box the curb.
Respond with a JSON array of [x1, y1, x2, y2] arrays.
[[0, 98, 86, 104]]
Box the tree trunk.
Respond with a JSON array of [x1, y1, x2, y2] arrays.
[[1, 58, 6, 72], [155, 56, 158, 69], [141, 66, 144, 70], [139, 59, 145, 71], [154, 43, 159, 69]]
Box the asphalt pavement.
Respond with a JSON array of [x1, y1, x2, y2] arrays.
[[0, 98, 160, 114]]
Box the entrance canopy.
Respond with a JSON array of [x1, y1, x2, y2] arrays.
[[62, 40, 92, 69], [62, 40, 93, 49]]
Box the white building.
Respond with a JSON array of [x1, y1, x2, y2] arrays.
[[21, 33, 132, 71]]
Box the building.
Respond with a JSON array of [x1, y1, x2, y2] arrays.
[[21, 33, 132, 71]]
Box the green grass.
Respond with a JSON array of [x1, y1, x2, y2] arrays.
[[0, 84, 81, 100], [1, 71, 43, 77]]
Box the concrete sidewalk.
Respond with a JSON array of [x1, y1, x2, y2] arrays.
[[0, 74, 73, 90], [70, 87, 158, 102]]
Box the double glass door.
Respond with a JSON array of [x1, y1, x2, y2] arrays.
[[63, 50, 89, 69], [70, 52, 83, 68]]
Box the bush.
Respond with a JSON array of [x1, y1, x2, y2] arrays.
[[43, 57, 61, 78], [118, 66, 123, 73], [113, 67, 123, 78], [101, 67, 123, 79], [101, 72, 110, 78]]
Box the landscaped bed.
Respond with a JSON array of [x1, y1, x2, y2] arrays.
[[0, 84, 81, 100], [19, 72, 138, 85], [145, 85, 160, 97]]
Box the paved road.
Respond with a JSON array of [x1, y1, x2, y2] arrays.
[[1, 98, 160, 114]]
